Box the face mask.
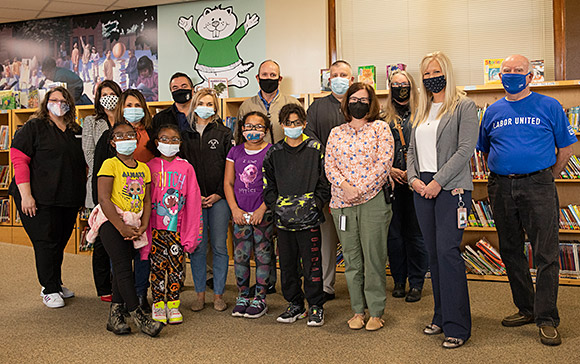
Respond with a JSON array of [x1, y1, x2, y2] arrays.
[[348, 101, 370, 120], [284, 126, 304, 139], [391, 86, 411, 103], [194, 106, 215, 119], [157, 142, 180, 157], [423, 75, 446, 94], [501, 72, 531, 94], [243, 130, 265, 142], [47, 102, 69, 117], [330, 77, 349, 95], [171, 89, 192, 104], [100, 94, 118, 111], [259, 78, 279, 94], [124, 107, 145, 124], [115, 139, 137, 156]]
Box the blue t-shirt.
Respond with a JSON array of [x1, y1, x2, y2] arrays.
[[476, 92, 577, 175]]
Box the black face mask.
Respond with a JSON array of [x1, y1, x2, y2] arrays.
[[391, 86, 410, 103], [172, 88, 192, 104], [423, 75, 446, 94], [259, 78, 279, 94], [348, 101, 370, 120]]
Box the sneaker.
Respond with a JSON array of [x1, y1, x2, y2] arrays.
[[43, 293, 65, 308], [307, 305, 324, 327], [232, 297, 250, 317], [152, 301, 167, 324], [40, 286, 74, 299], [501, 312, 534, 327], [277, 303, 307, 323], [244, 298, 268, 319], [539, 326, 562, 346], [167, 300, 183, 325]]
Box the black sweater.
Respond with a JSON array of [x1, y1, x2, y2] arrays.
[[262, 136, 331, 231]]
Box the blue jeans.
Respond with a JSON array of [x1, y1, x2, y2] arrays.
[[134, 252, 150, 297], [189, 199, 231, 295]]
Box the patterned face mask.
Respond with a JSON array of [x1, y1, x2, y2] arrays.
[[423, 75, 447, 94], [100, 94, 119, 111]]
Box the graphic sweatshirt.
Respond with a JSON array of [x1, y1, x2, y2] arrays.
[[143, 157, 203, 259]]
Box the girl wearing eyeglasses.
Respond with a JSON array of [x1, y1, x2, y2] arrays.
[[224, 111, 273, 319], [90, 121, 162, 337], [10, 86, 86, 309]]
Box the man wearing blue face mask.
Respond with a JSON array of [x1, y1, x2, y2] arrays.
[[304, 60, 353, 302], [238, 60, 301, 143], [477, 54, 576, 346]]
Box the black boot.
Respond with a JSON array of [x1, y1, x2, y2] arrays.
[[130, 307, 163, 337], [106, 303, 131, 335], [392, 283, 406, 298], [138, 295, 152, 314]]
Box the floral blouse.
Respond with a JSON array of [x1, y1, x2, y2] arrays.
[[325, 120, 394, 208]]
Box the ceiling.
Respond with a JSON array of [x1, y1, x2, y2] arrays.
[[0, 0, 196, 24]]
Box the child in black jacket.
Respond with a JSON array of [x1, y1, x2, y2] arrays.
[[262, 104, 330, 327]]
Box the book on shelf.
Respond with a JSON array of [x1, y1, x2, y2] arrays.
[[385, 63, 406, 89], [483, 58, 503, 84], [560, 205, 580, 230], [559, 155, 580, 179], [224, 116, 236, 133], [566, 106, 580, 132], [320, 69, 331, 92], [78, 226, 92, 252], [0, 198, 9, 222], [0, 125, 9, 150], [357, 65, 376, 89], [336, 242, 345, 268], [470, 150, 489, 180], [208, 78, 229, 98], [468, 199, 495, 227], [526, 241, 580, 277], [0, 90, 20, 110], [530, 60, 545, 83], [0, 165, 9, 188], [462, 238, 506, 276], [79, 208, 91, 220]]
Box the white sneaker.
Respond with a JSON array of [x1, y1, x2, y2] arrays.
[[167, 300, 183, 324], [40, 286, 75, 299], [43, 293, 65, 308], [152, 301, 167, 324]]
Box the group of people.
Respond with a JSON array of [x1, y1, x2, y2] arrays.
[[9, 52, 572, 347]]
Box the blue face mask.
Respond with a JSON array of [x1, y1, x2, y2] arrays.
[[194, 106, 215, 119], [284, 126, 303, 139], [123, 107, 145, 124], [115, 140, 137, 156], [330, 77, 350, 95], [501, 72, 531, 94]]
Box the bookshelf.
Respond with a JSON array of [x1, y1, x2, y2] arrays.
[[0, 110, 11, 229], [461, 80, 580, 286]]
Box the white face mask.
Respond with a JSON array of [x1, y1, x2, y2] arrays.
[[157, 142, 180, 157]]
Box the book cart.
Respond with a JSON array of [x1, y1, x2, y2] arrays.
[[461, 80, 580, 286]]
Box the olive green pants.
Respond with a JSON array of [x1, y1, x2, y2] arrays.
[[331, 190, 392, 317]]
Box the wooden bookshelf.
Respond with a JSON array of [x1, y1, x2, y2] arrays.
[[462, 81, 580, 286], [221, 94, 309, 120], [0, 110, 11, 227]]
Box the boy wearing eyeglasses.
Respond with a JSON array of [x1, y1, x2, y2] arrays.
[[262, 103, 331, 327]]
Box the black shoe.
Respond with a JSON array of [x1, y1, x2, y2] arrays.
[[323, 292, 336, 303], [539, 326, 562, 346], [106, 303, 131, 335], [130, 307, 163, 337], [501, 312, 534, 327], [392, 283, 406, 298], [405, 288, 422, 302], [276, 303, 307, 323], [138, 295, 151, 314], [307, 305, 324, 327], [206, 278, 214, 290]]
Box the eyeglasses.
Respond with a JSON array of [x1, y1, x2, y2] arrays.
[[158, 136, 181, 143], [349, 97, 370, 104], [391, 82, 410, 87], [282, 119, 304, 127], [243, 124, 266, 131], [112, 132, 137, 140]]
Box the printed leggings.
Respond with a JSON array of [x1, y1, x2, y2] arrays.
[[150, 229, 184, 303], [233, 212, 274, 300]]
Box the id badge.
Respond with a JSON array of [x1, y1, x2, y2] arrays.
[[339, 214, 347, 231], [457, 207, 468, 229]]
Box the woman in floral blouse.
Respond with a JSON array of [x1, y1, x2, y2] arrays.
[[325, 82, 394, 331]]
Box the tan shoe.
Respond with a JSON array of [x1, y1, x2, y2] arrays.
[[347, 314, 365, 330], [365, 317, 384, 331], [191, 299, 205, 312], [214, 297, 227, 312]]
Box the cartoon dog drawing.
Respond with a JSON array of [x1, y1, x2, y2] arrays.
[[239, 164, 258, 189], [178, 4, 259, 89]]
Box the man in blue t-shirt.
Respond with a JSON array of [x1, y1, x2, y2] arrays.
[[477, 54, 576, 347]]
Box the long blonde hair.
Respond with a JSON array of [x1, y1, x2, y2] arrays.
[[383, 70, 418, 124], [413, 51, 466, 127], [187, 88, 220, 127]]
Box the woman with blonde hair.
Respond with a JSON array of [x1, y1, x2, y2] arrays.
[[185, 88, 233, 312], [407, 51, 478, 348], [384, 70, 428, 303]]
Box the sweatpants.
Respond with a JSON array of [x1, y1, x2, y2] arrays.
[[150, 229, 185, 303]]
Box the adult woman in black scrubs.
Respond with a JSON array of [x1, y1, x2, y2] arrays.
[[10, 86, 86, 308]]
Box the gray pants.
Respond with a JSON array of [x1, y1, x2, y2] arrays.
[[321, 204, 339, 294]]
